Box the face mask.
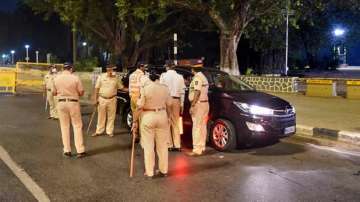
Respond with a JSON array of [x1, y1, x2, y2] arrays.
[[112, 72, 116, 76], [51, 68, 57, 73]]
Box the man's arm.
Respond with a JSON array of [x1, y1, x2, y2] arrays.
[[191, 90, 201, 107], [77, 78, 85, 97]]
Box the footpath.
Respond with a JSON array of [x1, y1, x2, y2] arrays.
[[271, 92, 360, 145]]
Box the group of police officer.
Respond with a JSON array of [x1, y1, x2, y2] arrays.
[[44, 62, 209, 178]]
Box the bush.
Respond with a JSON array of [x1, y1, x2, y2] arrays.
[[75, 57, 99, 72]]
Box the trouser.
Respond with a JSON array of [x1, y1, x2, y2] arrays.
[[168, 98, 181, 148], [191, 102, 209, 154], [47, 90, 58, 118], [57, 100, 85, 153], [140, 111, 170, 177], [96, 97, 117, 135], [130, 96, 142, 140]]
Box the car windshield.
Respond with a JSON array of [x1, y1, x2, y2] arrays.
[[213, 74, 254, 91]]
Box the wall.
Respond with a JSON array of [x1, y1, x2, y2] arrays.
[[239, 76, 298, 93]]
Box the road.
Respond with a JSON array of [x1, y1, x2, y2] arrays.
[[0, 94, 359, 202]]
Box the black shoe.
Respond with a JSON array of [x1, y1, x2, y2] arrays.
[[63, 152, 72, 158], [168, 147, 175, 152], [52, 117, 58, 120], [144, 175, 154, 180], [173, 148, 181, 152], [76, 152, 87, 159], [154, 172, 168, 178], [48, 117, 52, 119]]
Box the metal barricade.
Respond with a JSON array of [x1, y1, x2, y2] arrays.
[[0, 68, 16, 94]]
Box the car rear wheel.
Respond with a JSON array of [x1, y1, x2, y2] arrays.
[[210, 119, 237, 152]]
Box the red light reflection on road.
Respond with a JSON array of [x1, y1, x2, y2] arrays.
[[171, 155, 190, 179]]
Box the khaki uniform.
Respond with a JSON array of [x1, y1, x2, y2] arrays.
[[189, 72, 209, 154], [44, 73, 58, 118], [95, 73, 122, 135], [160, 70, 186, 149], [129, 69, 145, 113], [53, 71, 85, 154], [137, 81, 171, 177]]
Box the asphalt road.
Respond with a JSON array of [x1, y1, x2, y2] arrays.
[[0, 94, 360, 202]]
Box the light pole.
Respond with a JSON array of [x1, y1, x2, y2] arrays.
[[333, 28, 346, 65], [10, 50, 15, 64], [2, 54, 6, 65], [82, 42, 88, 58], [25, 45, 30, 63], [282, 1, 294, 75], [173, 33, 178, 65], [36, 51, 39, 63]]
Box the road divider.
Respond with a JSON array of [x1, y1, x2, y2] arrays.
[[296, 125, 360, 145]]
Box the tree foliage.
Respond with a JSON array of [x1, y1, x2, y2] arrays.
[[25, 0, 182, 69]]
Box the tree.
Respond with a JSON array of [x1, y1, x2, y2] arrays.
[[25, 0, 181, 69], [161, 0, 289, 75]]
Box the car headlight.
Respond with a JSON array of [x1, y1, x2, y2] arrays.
[[233, 101, 274, 116]]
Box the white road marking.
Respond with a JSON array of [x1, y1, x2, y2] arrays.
[[306, 143, 360, 157], [0, 146, 50, 202]]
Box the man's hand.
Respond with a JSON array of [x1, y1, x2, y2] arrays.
[[93, 98, 99, 106], [190, 105, 195, 115], [131, 122, 139, 136], [180, 106, 184, 116]]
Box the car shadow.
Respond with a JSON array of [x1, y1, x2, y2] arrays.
[[239, 140, 306, 156]]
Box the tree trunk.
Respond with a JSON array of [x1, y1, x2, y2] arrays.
[[220, 33, 240, 75]]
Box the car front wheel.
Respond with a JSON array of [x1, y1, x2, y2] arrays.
[[210, 119, 237, 152], [126, 110, 132, 129]]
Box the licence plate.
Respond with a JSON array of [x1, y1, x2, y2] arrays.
[[284, 126, 296, 134]]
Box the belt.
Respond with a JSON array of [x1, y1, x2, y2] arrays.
[[47, 89, 51, 91], [100, 95, 116, 99], [143, 107, 166, 112], [172, 96, 180, 99], [58, 98, 78, 102], [200, 100, 208, 103]]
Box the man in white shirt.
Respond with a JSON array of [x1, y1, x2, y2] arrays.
[[160, 64, 186, 152]]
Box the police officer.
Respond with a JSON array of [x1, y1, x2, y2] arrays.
[[129, 63, 149, 142], [44, 65, 58, 120], [128, 63, 148, 116], [160, 64, 185, 152], [188, 67, 209, 156], [132, 71, 171, 178], [92, 64, 123, 137], [53, 63, 86, 158]]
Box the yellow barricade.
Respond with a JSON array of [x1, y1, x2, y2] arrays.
[[306, 79, 335, 97], [346, 80, 360, 99], [15, 62, 63, 92], [0, 68, 16, 94]]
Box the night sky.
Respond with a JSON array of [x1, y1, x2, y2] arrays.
[[0, 0, 19, 12]]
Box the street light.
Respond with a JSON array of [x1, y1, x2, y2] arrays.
[[25, 44, 30, 63], [282, 1, 294, 76], [173, 33, 178, 65], [36, 51, 39, 63], [334, 28, 345, 37], [333, 28, 347, 65], [2, 54, 6, 65], [82, 42, 87, 47], [10, 50, 15, 64]]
